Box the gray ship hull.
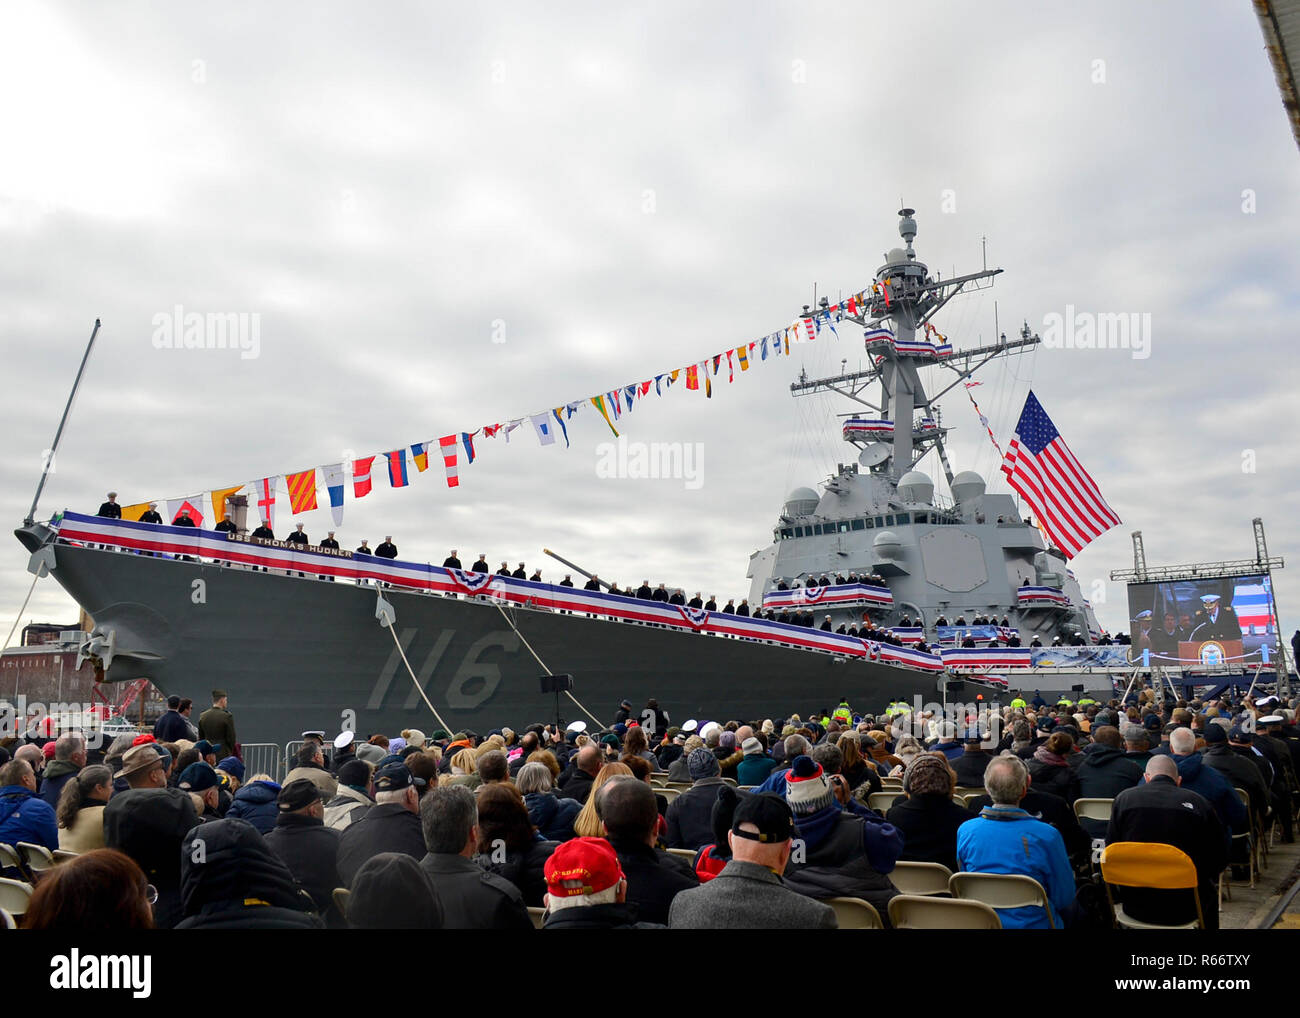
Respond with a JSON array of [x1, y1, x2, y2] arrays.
[[18, 534, 967, 744]]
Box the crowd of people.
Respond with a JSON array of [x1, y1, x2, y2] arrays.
[[3, 680, 1295, 931]]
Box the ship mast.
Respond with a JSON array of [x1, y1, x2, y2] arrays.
[[791, 209, 1036, 487]]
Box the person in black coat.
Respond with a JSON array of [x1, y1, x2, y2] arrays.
[[636, 581, 653, 600], [1027, 732, 1082, 805], [1076, 726, 1144, 806], [470, 554, 489, 573], [139, 503, 163, 524], [419, 786, 532, 930], [498, 561, 513, 576], [669, 589, 687, 606], [511, 563, 527, 579], [153, 697, 192, 743], [252, 521, 275, 540], [337, 764, 426, 885], [600, 777, 698, 924], [319, 531, 339, 550], [951, 739, 994, 788], [443, 550, 462, 569], [287, 523, 309, 545], [263, 779, 343, 926], [172, 510, 197, 528], [376, 537, 398, 559], [1106, 755, 1227, 929], [96, 493, 122, 518], [556, 746, 601, 805], [583, 575, 600, 591], [885, 755, 974, 872], [177, 818, 322, 929], [559, 574, 574, 587], [666, 751, 727, 849], [471, 784, 557, 907], [214, 515, 236, 534]]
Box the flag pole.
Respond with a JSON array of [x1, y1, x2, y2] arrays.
[[26, 319, 101, 525]]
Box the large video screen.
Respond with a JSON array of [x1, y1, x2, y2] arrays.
[[1126, 574, 1277, 666]]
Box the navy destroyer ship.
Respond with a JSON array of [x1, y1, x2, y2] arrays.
[[14, 210, 1117, 744]]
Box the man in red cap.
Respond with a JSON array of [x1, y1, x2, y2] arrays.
[[541, 837, 662, 929]]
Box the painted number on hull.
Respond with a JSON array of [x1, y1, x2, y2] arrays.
[[365, 628, 520, 711]]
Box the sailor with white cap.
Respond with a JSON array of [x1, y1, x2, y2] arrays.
[[139, 501, 163, 524], [96, 492, 121, 519], [1190, 593, 1242, 642]]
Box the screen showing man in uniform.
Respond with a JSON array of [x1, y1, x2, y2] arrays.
[[1126, 574, 1274, 665]]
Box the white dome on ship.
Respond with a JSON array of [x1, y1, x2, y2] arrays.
[[783, 487, 820, 517], [885, 246, 908, 264], [898, 470, 934, 505], [873, 529, 903, 559], [951, 470, 987, 504]]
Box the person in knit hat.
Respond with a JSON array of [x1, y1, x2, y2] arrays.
[[737, 736, 776, 787], [713, 730, 743, 781], [781, 755, 903, 921], [665, 749, 726, 850], [883, 752, 972, 872]]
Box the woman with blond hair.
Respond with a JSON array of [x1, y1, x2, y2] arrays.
[[889, 735, 926, 777], [444, 749, 481, 789], [572, 761, 633, 838]]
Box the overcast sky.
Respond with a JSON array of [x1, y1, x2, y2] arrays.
[[2, 0, 1297, 646]]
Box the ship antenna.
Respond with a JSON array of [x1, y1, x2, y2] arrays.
[[25, 318, 102, 526]]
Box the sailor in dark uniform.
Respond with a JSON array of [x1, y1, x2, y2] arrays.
[[559, 574, 574, 587], [173, 509, 197, 527], [470, 554, 489, 573], [652, 583, 670, 603], [285, 523, 309, 576], [820, 615, 833, 632], [214, 514, 236, 533], [97, 492, 122, 518], [835, 573, 847, 585], [836, 624, 847, 635], [529, 569, 543, 582], [776, 580, 789, 591], [736, 599, 750, 617], [355, 539, 371, 554], [376, 537, 398, 559], [511, 562, 527, 579], [636, 581, 653, 600], [498, 561, 512, 576], [317, 530, 340, 581], [669, 589, 686, 606], [443, 550, 462, 569], [249, 520, 275, 571], [583, 575, 600, 591], [133, 501, 165, 556], [704, 595, 717, 611], [1189, 595, 1242, 642], [687, 592, 703, 609]]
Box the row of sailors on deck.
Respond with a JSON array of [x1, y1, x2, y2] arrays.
[[932, 614, 1012, 627], [774, 572, 885, 589]]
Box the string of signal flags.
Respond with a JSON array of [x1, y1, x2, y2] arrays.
[[119, 287, 887, 529]]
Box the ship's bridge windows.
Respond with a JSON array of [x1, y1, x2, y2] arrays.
[[837, 521, 850, 533], [780, 527, 794, 539], [865, 518, 875, 529], [884, 515, 895, 526], [851, 519, 865, 531]]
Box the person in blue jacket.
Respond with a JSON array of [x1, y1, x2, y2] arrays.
[[0, 758, 59, 853], [956, 754, 1076, 929], [226, 774, 282, 834]]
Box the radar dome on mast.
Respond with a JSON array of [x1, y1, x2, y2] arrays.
[[951, 470, 987, 506], [783, 487, 820, 517], [898, 470, 934, 505]]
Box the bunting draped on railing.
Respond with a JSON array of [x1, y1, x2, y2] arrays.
[[760, 582, 894, 610], [117, 293, 875, 528], [53, 512, 940, 670]]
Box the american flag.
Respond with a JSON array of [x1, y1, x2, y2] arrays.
[[1000, 391, 1121, 558]]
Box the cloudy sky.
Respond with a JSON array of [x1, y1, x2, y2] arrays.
[[2, 0, 1297, 645]]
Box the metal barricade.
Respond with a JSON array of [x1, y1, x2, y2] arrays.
[[239, 743, 284, 784]]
